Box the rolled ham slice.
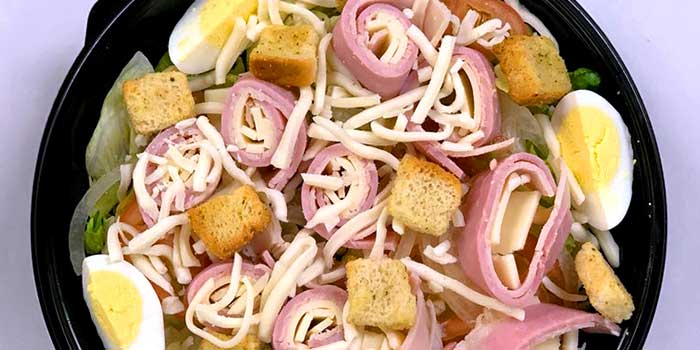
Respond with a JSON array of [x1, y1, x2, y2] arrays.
[[186, 261, 270, 304], [457, 153, 573, 306], [140, 124, 220, 226], [221, 74, 307, 190], [302, 144, 395, 249], [410, 47, 502, 178], [460, 303, 620, 350], [449, 46, 501, 149], [333, 0, 418, 98], [272, 285, 347, 350], [401, 275, 443, 350]]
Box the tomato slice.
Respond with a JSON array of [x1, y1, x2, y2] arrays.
[[442, 0, 530, 35], [442, 316, 476, 342]]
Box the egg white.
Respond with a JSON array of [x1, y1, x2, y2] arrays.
[[551, 90, 634, 231], [168, 0, 223, 75], [82, 255, 165, 350]]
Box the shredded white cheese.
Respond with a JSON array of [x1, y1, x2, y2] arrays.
[[411, 35, 456, 124], [401, 258, 525, 320], [215, 17, 249, 85], [259, 233, 318, 342], [313, 117, 400, 169], [302, 173, 344, 191], [312, 33, 333, 115], [271, 87, 313, 169], [423, 241, 458, 265], [126, 214, 189, 253], [343, 86, 427, 129], [542, 276, 588, 302]]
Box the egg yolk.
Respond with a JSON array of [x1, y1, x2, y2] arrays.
[[199, 0, 257, 47], [556, 106, 620, 193], [87, 271, 143, 348]]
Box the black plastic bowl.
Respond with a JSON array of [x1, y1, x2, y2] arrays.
[[31, 0, 667, 348]]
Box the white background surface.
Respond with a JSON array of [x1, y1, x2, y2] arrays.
[[0, 0, 697, 348]]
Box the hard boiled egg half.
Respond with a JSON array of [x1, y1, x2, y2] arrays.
[[169, 0, 257, 74], [82, 255, 165, 350], [552, 90, 633, 231]]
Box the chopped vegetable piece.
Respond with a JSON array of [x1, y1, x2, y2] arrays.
[[84, 211, 108, 254], [569, 68, 601, 91], [155, 52, 174, 72]]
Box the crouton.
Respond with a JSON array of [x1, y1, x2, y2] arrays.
[[388, 155, 462, 237], [188, 185, 271, 260], [493, 35, 571, 106], [198, 329, 264, 350], [346, 258, 416, 330], [249, 25, 318, 87], [575, 242, 634, 323], [123, 71, 195, 134]]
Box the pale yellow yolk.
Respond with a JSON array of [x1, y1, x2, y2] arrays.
[[198, 0, 257, 47], [556, 106, 620, 193], [87, 271, 142, 348]]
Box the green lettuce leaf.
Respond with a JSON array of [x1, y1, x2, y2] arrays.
[[85, 52, 154, 181], [155, 52, 174, 72], [84, 211, 108, 254]]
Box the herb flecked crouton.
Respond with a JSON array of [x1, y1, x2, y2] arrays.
[[346, 258, 416, 330], [249, 25, 319, 87], [388, 155, 462, 237], [122, 71, 195, 134], [188, 185, 271, 260], [493, 35, 572, 106], [575, 242, 635, 323]]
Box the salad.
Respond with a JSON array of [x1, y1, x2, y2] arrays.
[[72, 0, 637, 349]]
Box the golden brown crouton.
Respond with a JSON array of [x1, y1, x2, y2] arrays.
[[188, 185, 271, 260], [388, 155, 462, 237], [575, 242, 634, 323], [123, 71, 195, 134], [493, 35, 571, 106], [198, 329, 263, 350], [346, 258, 416, 330], [249, 25, 319, 87]]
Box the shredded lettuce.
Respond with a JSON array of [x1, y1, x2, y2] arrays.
[[540, 196, 555, 208], [84, 211, 108, 254], [84, 182, 119, 254], [525, 139, 549, 160], [564, 235, 581, 256], [155, 52, 174, 72], [85, 52, 154, 182], [500, 91, 549, 157], [528, 105, 553, 116], [68, 168, 121, 274], [569, 68, 601, 91]]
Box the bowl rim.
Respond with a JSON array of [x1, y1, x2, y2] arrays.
[[31, 0, 667, 349]]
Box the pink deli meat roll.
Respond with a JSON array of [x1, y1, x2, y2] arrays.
[[332, 0, 418, 98], [461, 303, 620, 350], [221, 74, 307, 190], [457, 153, 573, 306]]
